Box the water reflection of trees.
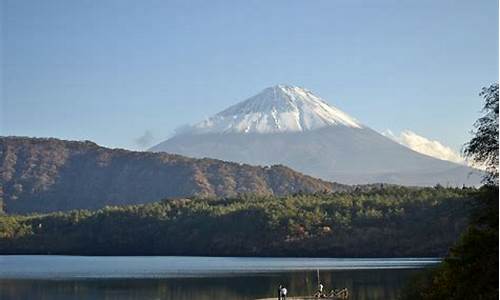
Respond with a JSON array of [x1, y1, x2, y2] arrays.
[[0, 269, 422, 300]]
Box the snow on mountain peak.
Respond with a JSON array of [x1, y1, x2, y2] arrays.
[[186, 85, 362, 135]]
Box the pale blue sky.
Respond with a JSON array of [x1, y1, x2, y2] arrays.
[[2, 0, 498, 151]]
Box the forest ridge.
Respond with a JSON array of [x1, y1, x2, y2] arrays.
[[0, 187, 474, 257], [0, 136, 356, 214]]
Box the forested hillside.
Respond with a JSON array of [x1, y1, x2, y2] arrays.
[[0, 137, 350, 214], [0, 186, 474, 257]]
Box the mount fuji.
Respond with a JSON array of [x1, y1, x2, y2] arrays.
[[150, 85, 482, 186]]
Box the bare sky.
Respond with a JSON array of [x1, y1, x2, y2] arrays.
[[2, 0, 498, 152]]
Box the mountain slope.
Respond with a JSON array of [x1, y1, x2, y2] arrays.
[[151, 85, 482, 186], [0, 137, 350, 214]]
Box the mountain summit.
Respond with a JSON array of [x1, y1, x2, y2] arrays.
[[151, 85, 482, 186], [187, 85, 361, 135]]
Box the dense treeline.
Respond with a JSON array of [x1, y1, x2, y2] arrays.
[[401, 186, 498, 299], [0, 186, 474, 257]]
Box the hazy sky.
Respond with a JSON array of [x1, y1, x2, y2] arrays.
[[2, 0, 498, 152]]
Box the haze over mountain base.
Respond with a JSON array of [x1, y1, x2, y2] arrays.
[[152, 126, 481, 186]]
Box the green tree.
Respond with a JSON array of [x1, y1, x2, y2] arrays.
[[463, 83, 499, 184], [402, 84, 499, 300]]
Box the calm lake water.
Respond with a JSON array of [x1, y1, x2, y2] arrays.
[[0, 256, 439, 300]]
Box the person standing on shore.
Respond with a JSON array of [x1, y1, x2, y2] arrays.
[[280, 286, 288, 300]]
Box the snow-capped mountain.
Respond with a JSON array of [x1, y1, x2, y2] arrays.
[[189, 85, 361, 134], [150, 85, 482, 186]]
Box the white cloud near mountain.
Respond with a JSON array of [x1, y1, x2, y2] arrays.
[[134, 130, 155, 149], [382, 129, 465, 164]]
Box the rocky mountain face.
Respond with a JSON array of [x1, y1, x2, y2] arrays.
[[151, 85, 482, 186], [0, 136, 350, 214]]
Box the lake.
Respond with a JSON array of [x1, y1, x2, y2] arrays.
[[0, 256, 439, 300]]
